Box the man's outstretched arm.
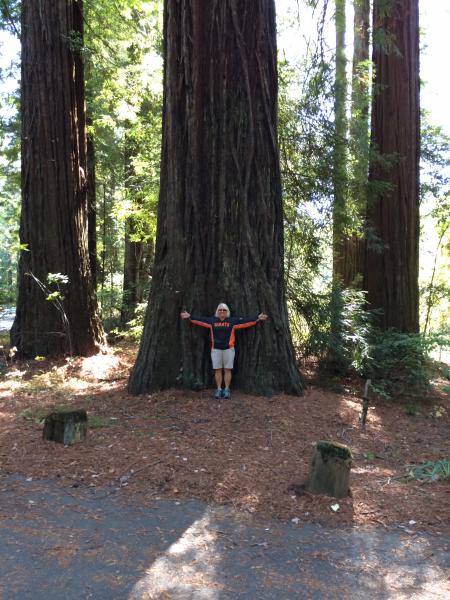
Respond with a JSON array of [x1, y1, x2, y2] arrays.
[[180, 311, 214, 327], [231, 313, 268, 330]]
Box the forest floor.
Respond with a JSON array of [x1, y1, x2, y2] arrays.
[[0, 337, 449, 534]]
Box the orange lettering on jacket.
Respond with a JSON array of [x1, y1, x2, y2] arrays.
[[214, 322, 230, 327]]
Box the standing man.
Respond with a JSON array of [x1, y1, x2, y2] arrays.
[[180, 303, 268, 399]]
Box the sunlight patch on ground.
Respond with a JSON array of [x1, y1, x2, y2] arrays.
[[78, 353, 122, 381], [0, 410, 14, 422], [129, 509, 222, 600], [382, 563, 448, 599], [352, 465, 395, 477]]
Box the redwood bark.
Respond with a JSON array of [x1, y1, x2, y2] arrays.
[[129, 0, 303, 395], [11, 0, 105, 356], [364, 0, 420, 332]]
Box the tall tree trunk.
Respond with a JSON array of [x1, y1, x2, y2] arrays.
[[341, 0, 371, 288], [11, 0, 105, 356], [129, 0, 303, 395], [332, 0, 348, 286], [364, 0, 420, 332]]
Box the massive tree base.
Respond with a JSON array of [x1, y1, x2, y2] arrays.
[[128, 2, 303, 396]]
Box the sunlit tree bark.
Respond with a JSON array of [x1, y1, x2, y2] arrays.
[[364, 0, 420, 332]]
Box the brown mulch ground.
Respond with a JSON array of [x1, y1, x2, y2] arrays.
[[0, 343, 449, 532]]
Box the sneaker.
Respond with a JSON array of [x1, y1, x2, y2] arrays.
[[222, 388, 231, 400], [214, 389, 222, 400]]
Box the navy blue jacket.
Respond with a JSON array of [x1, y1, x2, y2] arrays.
[[190, 315, 259, 349]]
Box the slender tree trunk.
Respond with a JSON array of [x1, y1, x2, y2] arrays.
[[121, 221, 153, 326], [332, 0, 348, 286], [341, 0, 371, 288], [129, 0, 303, 395], [422, 225, 448, 335], [87, 116, 97, 288], [11, 0, 105, 356], [120, 124, 153, 326], [364, 0, 420, 332]]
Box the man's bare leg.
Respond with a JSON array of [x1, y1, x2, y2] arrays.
[[224, 369, 232, 389], [214, 369, 223, 389]]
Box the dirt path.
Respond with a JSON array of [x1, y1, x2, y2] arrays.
[[0, 474, 448, 600]]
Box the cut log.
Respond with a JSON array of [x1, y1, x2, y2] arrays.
[[307, 440, 352, 498], [43, 410, 88, 445]]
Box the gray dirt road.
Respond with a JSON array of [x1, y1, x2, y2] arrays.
[[0, 474, 448, 599]]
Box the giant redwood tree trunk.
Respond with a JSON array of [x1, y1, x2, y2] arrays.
[[11, 0, 105, 356], [364, 0, 420, 332], [129, 0, 303, 395]]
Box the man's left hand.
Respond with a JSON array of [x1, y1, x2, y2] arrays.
[[258, 313, 268, 321]]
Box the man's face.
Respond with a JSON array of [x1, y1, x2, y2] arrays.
[[218, 309, 227, 321]]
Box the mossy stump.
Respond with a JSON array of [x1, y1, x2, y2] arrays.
[[43, 410, 88, 446], [307, 440, 352, 499]]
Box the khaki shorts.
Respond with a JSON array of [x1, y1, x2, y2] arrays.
[[211, 348, 235, 370]]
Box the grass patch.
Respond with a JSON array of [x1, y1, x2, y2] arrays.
[[404, 459, 450, 482], [20, 406, 60, 424], [403, 403, 420, 416], [88, 415, 118, 429]]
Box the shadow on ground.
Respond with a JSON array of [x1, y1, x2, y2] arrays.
[[0, 474, 448, 599]]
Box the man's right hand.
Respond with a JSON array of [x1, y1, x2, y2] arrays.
[[180, 311, 191, 319]]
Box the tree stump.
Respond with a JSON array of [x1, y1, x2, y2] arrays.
[[307, 440, 352, 498], [43, 410, 88, 445]]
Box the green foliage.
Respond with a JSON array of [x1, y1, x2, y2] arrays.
[[0, 69, 20, 305], [110, 301, 146, 340], [88, 415, 118, 428], [46, 291, 64, 302], [365, 331, 448, 399], [0, 0, 20, 36], [20, 407, 50, 425], [84, 0, 163, 328], [402, 403, 420, 416], [297, 286, 372, 374], [47, 273, 69, 285], [420, 113, 450, 336], [293, 278, 447, 400], [278, 49, 336, 350], [99, 280, 124, 331], [404, 460, 450, 483]]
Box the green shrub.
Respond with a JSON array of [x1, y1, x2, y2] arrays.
[[366, 330, 448, 399], [403, 403, 420, 416], [294, 286, 372, 375], [293, 281, 449, 399]]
